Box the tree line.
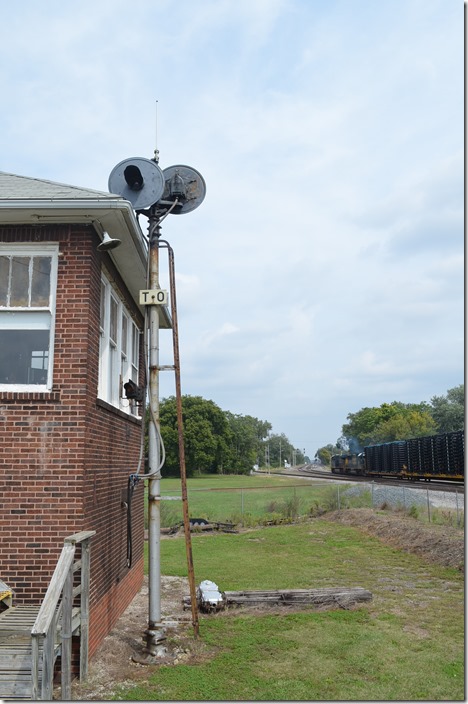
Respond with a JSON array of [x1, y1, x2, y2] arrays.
[[152, 384, 463, 475], [315, 384, 464, 465], [156, 395, 306, 477]]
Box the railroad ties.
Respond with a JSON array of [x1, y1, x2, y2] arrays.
[[184, 586, 372, 612]]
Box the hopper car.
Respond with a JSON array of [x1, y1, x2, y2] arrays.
[[331, 429, 464, 482]]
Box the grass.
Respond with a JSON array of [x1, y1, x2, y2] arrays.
[[125, 610, 462, 701], [157, 473, 369, 527], [131, 518, 463, 701], [157, 473, 465, 530]]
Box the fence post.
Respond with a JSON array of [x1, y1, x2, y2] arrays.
[[371, 482, 374, 508], [31, 635, 40, 701], [61, 560, 73, 700], [78, 536, 91, 681], [455, 490, 460, 527], [337, 485, 341, 510], [241, 488, 244, 520], [42, 610, 57, 700], [426, 489, 431, 523]]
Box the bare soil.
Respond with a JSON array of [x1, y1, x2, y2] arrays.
[[71, 509, 464, 701], [70, 574, 210, 701]]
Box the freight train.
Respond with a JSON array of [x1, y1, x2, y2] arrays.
[[330, 429, 464, 482]]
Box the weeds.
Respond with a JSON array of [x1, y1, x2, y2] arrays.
[[426, 507, 464, 529], [160, 500, 183, 528], [154, 475, 463, 532]]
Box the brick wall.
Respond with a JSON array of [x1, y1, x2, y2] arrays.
[[0, 224, 145, 653]]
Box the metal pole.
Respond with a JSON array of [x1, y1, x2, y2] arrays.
[[136, 212, 166, 662]]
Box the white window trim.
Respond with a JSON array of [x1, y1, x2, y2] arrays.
[[98, 273, 140, 415], [0, 243, 58, 393]]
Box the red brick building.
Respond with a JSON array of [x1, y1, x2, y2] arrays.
[[0, 172, 164, 657]]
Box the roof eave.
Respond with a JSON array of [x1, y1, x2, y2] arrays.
[[0, 198, 172, 327]]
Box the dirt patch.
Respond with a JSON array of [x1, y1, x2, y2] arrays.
[[323, 508, 464, 571], [71, 510, 464, 700], [71, 575, 218, 701]]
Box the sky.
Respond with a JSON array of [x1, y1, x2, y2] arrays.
[[1, 0, 463, 457]]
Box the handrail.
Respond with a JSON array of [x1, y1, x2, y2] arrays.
[[31, 530, 96, 701], [31, 546, 75, 636]]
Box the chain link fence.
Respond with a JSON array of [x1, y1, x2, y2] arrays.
[[161, 481, 464, 529]]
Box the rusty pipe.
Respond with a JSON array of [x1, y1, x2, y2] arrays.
[[159, 238, 199, 638]]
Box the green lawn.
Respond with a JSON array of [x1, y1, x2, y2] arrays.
[[158, 473, 354, 527], [125, 516, 463, 701]]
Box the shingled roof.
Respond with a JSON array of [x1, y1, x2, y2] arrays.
[[0, 170, 153, 315], [0, 169, 171, 324], [0, 171, 119, 201]]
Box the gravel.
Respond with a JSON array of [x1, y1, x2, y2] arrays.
[[343, 482, 464, 512]]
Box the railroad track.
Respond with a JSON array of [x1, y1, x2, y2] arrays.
[[257, 467, 464, 494]]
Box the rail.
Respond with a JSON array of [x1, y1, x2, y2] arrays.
[[31, 530, 96, 700]]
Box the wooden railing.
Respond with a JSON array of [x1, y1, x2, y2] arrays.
[[31, 530, 95, 700]]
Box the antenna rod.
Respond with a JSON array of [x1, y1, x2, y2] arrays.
[[153, 100, 160, 163]]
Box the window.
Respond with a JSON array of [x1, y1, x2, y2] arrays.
[[99, 273, 140, 414], [0, 245, 58, 391]]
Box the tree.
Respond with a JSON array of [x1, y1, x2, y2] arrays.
[[159, 395, 231, 476], [225, 412, 272, 473], [368, 410, 437, 444], [342, 401, 434, 447], [315, 444, 341, 466], [263, 433, 299, 468], [429, 384, 464, 433]]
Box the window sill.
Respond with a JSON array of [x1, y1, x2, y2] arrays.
[[96, 397, 142, 425], [0, 389, 61, 403]]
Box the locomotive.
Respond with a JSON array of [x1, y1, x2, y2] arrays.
[[331, 429, 464, 482]]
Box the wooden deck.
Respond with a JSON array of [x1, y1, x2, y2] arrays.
[[0, 605, 44, 700], [0, 532, 95, 700]]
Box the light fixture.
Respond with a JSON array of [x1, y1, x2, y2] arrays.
[[97, 231, 122, 251]]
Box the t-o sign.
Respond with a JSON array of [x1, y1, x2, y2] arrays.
[[139, 289, 168, 305]]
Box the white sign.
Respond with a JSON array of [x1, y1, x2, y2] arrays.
[[139, 289, 168, 305]]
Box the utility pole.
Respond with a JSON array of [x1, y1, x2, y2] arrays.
[[108, 150, 205, 664], [140, 209, 166, 661]]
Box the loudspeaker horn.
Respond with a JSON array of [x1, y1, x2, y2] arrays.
[[97, 231, 122, 251]]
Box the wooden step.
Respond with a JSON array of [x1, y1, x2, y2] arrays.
[[0, 606, 41, 700]]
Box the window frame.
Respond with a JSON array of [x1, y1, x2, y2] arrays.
[[98, 272, 141, 416], [0, 243, 59, 392]]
